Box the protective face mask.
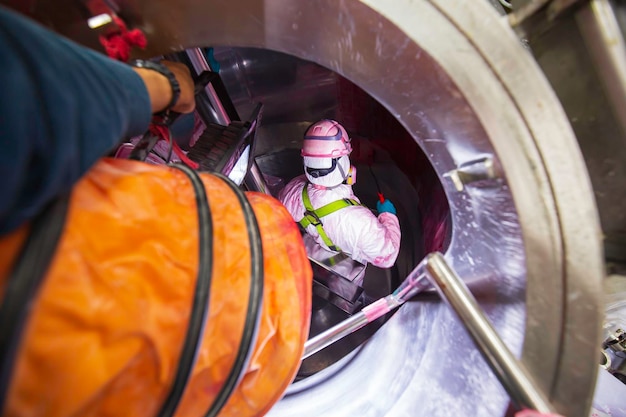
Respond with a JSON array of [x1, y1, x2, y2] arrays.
[[305, 155, 351, 187]]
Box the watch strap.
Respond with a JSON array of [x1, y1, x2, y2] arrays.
[[129, 59, 181, 111]]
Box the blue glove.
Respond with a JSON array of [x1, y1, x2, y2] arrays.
[[376, 199, 397, 215]]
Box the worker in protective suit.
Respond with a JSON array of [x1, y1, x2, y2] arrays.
[[279, 119, 401, 268]]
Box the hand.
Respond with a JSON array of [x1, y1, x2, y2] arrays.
[[376, 199, 397, 215], [161, 61, 195, 114]]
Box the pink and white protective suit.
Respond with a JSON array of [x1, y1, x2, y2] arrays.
[[279, 174, 401, 268], [279, 119, 401, 268]]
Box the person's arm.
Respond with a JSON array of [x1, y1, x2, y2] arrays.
[[0, 6, 194, 234], [347, 206, 401, 268], [360, 213, 401, 268]]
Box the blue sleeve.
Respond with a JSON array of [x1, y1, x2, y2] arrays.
[[0, 6, 152, 234]]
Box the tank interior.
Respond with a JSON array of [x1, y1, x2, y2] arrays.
[[124, 1, 605, 412], [165, 46, 451, 380], [8, 0, 620, 416], [153, 29, 592, 415], [195, 42, 529, 416]]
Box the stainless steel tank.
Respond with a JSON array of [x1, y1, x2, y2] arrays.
[[134, 1, 606, 416], [18, 0, 610, 415]]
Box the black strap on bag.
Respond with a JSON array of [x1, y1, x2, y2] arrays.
[[0, 195, 70, 414], [158, 163, 214, 417], [0, 166, 261, 417], [203, 173, 264, 417]]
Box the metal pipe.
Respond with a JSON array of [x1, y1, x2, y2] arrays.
[[577, 0, 626, 143], [302, 261, 432, 360], [186, 48, 231, 126], [302, 311, 370, 360], [423, 252, 557, 414], [301, 252, 557, 412]]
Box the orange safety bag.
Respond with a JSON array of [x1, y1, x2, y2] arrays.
[[0, 158, 312, 417]]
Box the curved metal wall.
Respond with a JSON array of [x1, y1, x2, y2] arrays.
[[7, 0, 607, 416], [127, 1, 603, 415]]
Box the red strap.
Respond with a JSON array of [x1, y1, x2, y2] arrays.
[[171, 141, 199, 169], [99, 16, 147, 63], [148, 122, 199, 169]]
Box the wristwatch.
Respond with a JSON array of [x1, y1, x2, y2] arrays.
[[129, 59, 181, 111]]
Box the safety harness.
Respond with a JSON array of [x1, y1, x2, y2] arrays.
[[298, 183, 360, 252]]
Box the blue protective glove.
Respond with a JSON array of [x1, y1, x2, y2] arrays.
[[376, 199, 397, 215]]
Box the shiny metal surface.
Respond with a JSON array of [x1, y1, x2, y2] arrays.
[[303, 260, 432, 360], [303, 310, 370, 361], [18, 0, 606, 415], [304, 234, 366, 283], [444, 156, 498, 192], [186, 48, 231, 125], [123, 0, 603, 415], [423, 252, 555, 413], [299, 265, 397, 379]]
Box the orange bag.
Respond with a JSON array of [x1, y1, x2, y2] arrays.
[[0, 158, 312, 417]]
